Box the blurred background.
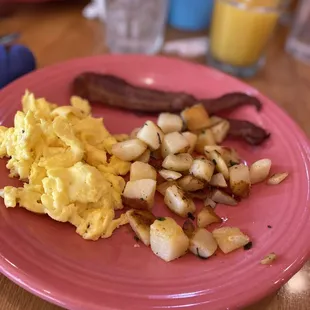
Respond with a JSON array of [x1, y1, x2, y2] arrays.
[[0, 0, 308, 79], [0, 0, 309, 135], [1, 1, 310, 310]]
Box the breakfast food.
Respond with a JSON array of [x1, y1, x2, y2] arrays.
[[0, 90, 288, 263], [260, 253, 277, 265], [72, 73, 262, 113], [72, 73, 270, 145], [0, 91, 130, 240]]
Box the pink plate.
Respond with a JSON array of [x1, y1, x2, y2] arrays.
[[0, 55, 310, 310]]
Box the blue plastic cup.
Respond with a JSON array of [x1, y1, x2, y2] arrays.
[[168, 0, 214, 31]]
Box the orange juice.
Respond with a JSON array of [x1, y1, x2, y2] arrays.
[[209, 0, 281, 67]]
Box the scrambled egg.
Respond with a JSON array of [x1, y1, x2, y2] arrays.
[[0, 91, 131, 240]]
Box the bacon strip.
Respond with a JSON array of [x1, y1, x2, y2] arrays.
[[72, 72, 269, 145]]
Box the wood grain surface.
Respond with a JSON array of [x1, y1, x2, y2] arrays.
[[0, 1, 310, 310]]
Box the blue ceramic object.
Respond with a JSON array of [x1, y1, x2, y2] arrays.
[[0, 45, 9, 88], [168, 0, 214, 31], [0, 44, 36, 88]]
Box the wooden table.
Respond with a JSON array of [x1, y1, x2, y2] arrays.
[[0, 1, 310, 310]]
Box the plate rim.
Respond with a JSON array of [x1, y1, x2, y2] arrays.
[[0, 54, 310, 310]]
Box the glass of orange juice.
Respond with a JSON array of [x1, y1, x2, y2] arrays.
[[207, 0, 289, 78]]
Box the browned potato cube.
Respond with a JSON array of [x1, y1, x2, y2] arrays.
[[126, 209, 156, 246], [204, 146, 241, 167], [189, 228, 218, 258], [162, 153, 193, 172], [189, 158, 215, 182], [197, 206, 222, 228], [137, 121, 164, 150], [136, 149, 151, 163], [150, 217, 189, 262], [208, 150, 229, 180], [130, 161, 157, 181], [195, 129, 216, 154], [112, 139, 147, 161], [209, 189, 237, 206], [122, 179, 157, 210], [159, 169, 182, 181], [181, 132, 198, 154], [267, 172, 288, 185], [181, 104, 211, 131], [156, 181, 178, 196], [250, 159, 272, 184], [212, 227, 250, 254], [161, 132, 189, 157], [210, 120, 230, 144], [157, 113, 183, 133], [164, 185, 196, 217], [210, 173, 227, 188], [229, 164, 251, 198], [177, 175, 205, 192]]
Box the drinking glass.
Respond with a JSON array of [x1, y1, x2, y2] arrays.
[[105, 0, 168, 54], [285, 0, 310, 64], [207, 0, 289, 78]]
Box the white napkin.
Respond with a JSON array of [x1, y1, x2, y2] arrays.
[[163, 37, 209, 58], [82, 2, 208, 59], [82, 0, 106, 21]]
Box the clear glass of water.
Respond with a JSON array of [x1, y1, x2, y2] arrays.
[[105, 0, 168, 54], [285, 0, 310, 64]]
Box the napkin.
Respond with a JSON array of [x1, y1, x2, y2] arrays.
[[82, 0, 106, 21]]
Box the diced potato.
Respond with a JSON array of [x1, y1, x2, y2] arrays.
[[182, 219, 195, 238], [250, 159, 272, 184], [126, 209, 156, 246], [204, 145, 223, 155], [164, 185, 196, 217], [181, 104, 211, 131], [209, 116, 224, 127], [181, 132, 198, 154], [157, 181, 178, 196], [159, 169, 182, 181], [136, 149, 151, 163], [229, 164, 251, 198], [222, 148, 241, 167], [130, 161, 157, 181], [122, 179, 157, 210], [162, 153, 193, 172], [210, 173, 227, 188], [187, 190, 208, 200], [210, 119, 230, 144], [195, 129, 216, 154], [204, 197, 217, 209], [205, 146, 241, 166], [189, 228, 218, 259], [113, 134, 129, 142], [112, 139, 147, 161], [157, 113, 183, 133], [161, 132, 189, 157], [212, 227, 250, 254], [130, 127, 141, 139], [137, 121, 164, 150], [209, 189, 237, 206], [197, 206, 222, 228], [189, 158, 215, 182], [150, 217, 189, 262], [260, 253, 277, 265], [267, 172, 288, 185], [177, 175, 205, 192], [208, 150, 229, 180]]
